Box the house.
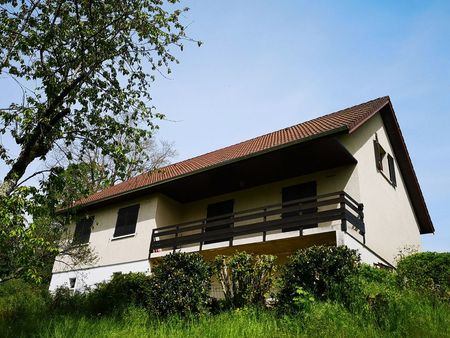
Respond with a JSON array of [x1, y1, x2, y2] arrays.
[[49, 96, 434, 292]]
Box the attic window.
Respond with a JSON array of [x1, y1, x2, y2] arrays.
[[73, 216, 94, 245], [113, 204, 140, 238], [374, 137, 397, 187]]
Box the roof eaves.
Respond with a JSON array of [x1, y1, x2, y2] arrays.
[[73, 125, 349, 210]]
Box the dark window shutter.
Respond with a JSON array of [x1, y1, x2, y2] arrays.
[[73, 216, 94, 244], [373, 140, 382, 171], [388, 154, 397, 187], [282, 181, 318, 231], [204, 200, 234, 244], [114, 204, 140, 237]]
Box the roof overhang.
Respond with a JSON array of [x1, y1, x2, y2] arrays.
[[75, 132, 356, 211]]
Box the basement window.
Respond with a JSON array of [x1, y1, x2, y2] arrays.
[[374, 137, 397, 187], [113, 204, 140, 238]]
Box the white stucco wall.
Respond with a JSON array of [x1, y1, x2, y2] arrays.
[[49, 195, 160, 290], [339, 113, 421, 265], [49, 259, 150, 292]]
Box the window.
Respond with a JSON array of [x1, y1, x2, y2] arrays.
[[73, 216, 94, 245], [281, 181, 318, 232], [69, 278, 76, 289], [374, 137, 397, 187], [373, 138, 386, 171], [204, 200, 234, 244], [387, 154, 397, 187], [113, 204, 140, 237]]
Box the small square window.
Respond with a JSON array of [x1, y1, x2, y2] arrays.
[[69, 278, 76, 289]]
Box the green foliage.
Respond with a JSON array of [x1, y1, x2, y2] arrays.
[[0, 0, 192, 285], [1, 262, 450, 338], [357, 263, 396, 285], [88, 272, 153, 315], [0, 0, 194, 187], [51, 272, 153, 316], [0, 187, 61, 284], [0, 279, 49, 322], [278, 245, 360, 313], [148, 252, 212, 317], [292, 287, 315, 313], [213, 252, 277, 308], [396, 252, 450, 300]]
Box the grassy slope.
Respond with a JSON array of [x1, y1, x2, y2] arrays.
[[1, 274, 449, 338], [1, 295, 449, 338]]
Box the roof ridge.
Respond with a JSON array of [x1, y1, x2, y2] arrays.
[[306, 96, 390, 124]]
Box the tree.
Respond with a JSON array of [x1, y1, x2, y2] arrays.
[[47, 138, 176, 208], [0, 0, 195, 283], [0, 0, 195, 195]]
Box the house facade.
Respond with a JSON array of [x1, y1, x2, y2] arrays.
[[49, 97, 434, 292]]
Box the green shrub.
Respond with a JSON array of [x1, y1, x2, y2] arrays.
[[148, 252, 212, 317], [357, 263, 396, 286], [51, 272, 152, 316], [277, 245, 360, 313], [0, 279, 50, 321], [213, 252, 277, 308], [397, 251, 450, 300], [51, 286, 88, 314], [86, 272, 153, 315]]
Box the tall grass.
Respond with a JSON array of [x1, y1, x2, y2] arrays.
[[0, 276, 449, 338]]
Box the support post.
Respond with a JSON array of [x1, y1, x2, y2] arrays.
[[340, 192, 347, 232]]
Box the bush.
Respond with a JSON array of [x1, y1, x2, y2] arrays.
[[0, 279, 50, 321], [86, 272, 153, 315], [396, 252, 450, 300], [51, 286, 88, 314], [51, 272, 153, 316], [277, 245, 360, 313], [213, 252, 277, 308], [148, 252, 212, 317]]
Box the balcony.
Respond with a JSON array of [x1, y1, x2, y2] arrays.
[[149, 191, 364, 258]]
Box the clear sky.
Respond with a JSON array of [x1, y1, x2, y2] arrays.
[[1, 1, 448, 252], [150, 1, 450, 252]]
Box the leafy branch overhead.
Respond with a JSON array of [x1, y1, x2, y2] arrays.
[[0, 0, 196, 194]]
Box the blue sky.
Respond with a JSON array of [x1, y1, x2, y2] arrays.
[[150, 1, 449, 251], [0, 1, 448, 251]]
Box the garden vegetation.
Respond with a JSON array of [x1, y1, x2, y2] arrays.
[[0, 247, 449, 338]]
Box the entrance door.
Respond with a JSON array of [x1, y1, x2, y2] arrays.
[[281, 181, 317, 232], [204, 199, 234, 244]]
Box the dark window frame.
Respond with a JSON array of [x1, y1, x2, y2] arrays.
[[72, 216, 94, 245], [387, 154, 397, 187], [113, 204, 140, 238], [374, 136, 397, 188]]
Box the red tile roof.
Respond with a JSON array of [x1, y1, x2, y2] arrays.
[[76, 96, 391, 207]]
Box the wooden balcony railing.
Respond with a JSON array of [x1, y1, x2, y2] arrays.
[[150, 191, 364, 254]]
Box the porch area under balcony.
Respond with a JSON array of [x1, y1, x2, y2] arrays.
[[149, 191, 365, 263]]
